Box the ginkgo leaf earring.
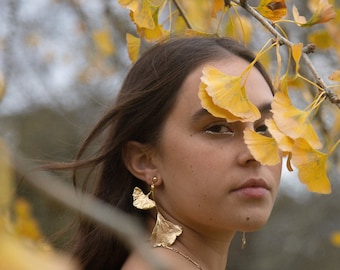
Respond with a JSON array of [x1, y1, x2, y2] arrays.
[[132, 176, 157, 210], [150, 211, 182, 247], [132, 187, 155, 209], [132, 176, 182, 247]]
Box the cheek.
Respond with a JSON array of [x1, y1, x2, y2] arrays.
[[270, 162, 283, 192]]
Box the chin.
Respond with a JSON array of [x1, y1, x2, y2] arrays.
[[240, 211, 272, 232]]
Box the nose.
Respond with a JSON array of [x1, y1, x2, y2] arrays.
[[236, 134, 260, 167]]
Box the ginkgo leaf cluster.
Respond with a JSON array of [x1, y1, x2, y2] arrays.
[[199, 63, 336, 195], [118, 0, 340, 195]]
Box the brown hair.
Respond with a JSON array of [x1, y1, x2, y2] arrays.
[[65, 37, 274, 269]]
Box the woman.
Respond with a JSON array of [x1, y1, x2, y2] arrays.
[[67, 37, 282, 269]]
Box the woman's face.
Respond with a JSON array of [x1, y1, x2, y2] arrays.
[[152, 56, 282, 236]]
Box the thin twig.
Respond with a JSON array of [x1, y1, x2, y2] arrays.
[[172, 0, 193, 29], [234, 0, 340, 109], [14, 154, 169, 270]]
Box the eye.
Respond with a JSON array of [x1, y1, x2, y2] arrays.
[[255, 124, 271, 137], [205, 124, 234, 136]]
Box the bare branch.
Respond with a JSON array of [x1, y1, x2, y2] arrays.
[[173, 0, 193, 29], [14, 154, 169, 270], [234, 0, 340, 109]]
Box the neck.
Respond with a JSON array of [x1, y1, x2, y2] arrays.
[[170, 225, 235, 270]]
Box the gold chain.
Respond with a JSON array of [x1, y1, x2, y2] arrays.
[[159, 245, 204, 269]]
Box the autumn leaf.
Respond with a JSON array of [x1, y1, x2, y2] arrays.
[[224, 14, 253, 44], [92, 28, 115, 56], [136, 22, 168, 42], [291, 138, 331, 194], [14, 198, 44, 241], [292, 5, 307, 25], [0, 140, 13, 211], [256, 0, 287, 21], [293, 0, 336, 27], [173, 14, 187, 34], [265, 118, 294, 152], [126, 33, 141, 63], [0, 232, 78, 270], [179, 0, 213, 32], [211, 0, 225, 18], [185, 29, 216, 37], [308, 30, 333, 49], [328, 70, 340, 81], [291, 43, 303, 74], [271, 90, 322, 149], [330, 231, 340, 248], [118, 0, 155, 29], [198, 83, 241, 122], [199, 65, 260, 122], [0, 72, 5, 103], [244, 128, 281, 165], [130, 2, 168, 42]]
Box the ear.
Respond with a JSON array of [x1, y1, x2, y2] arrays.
[[123, 141, 160, 185]]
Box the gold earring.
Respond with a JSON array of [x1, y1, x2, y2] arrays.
[[132, 176, 182, 247], [242, 232, 246, 249], [132, 177, 157, 210]]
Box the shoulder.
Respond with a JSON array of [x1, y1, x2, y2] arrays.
[[121, 251, 152, 270]]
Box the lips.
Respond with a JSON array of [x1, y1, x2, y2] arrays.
[[234, 178, 270, 191], [231, 178, 270, 198]]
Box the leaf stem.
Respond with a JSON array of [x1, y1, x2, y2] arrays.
[[172, 0, 193, 29], [233, 0, 340, 109]]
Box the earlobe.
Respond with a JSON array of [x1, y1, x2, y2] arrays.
[[123, 141, 159, 185]]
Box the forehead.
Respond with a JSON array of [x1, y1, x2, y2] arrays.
[[176, 57, 273, 114]]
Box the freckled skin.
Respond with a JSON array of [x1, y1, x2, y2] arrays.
[[123, 56, 283, 270], [152, 56, 282, 239]]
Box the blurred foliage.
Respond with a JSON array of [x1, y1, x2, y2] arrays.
[[0, 0, 340, 269]]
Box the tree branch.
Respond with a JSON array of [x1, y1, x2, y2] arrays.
[[14, 154, 169, 270], [234, 0, 340, 109], [173, 0, 193, 29]]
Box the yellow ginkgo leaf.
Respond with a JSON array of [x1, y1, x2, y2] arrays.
[[92, 28, 115, 56], [198, 82, 241, 122], [173, 13, 187, 34], [309, 0, 336, 24], [0, 140, 13, 210], [180, 0, 212, 32], [199, 65, 260, 122], [211, 0, 225, 18], [119, 0, 155, 29], [126, 33, 141, 63], [294, 0, 336, 27], [0, 72, 5, 102], [291, 138, 331, 194], [271, 90, 322, 149], [328, 70, 340, 81], [292, 5, 307, 25], [225, 14, 253, 44], [256, 0, 287, 21], [308, 30, 333, 49], [243, 128, 281, 166], [265, 118, 294, 152], [139, 25, 168, 42], [291, 43, 303, 74], [0, 232, 78, 270], [185, 29, 215, 37], [330, 231, 340, 248], [14, 198, 43, 241]]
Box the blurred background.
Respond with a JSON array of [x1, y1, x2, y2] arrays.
[[0, 0, 339, 269]]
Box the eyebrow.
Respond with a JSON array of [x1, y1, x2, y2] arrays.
[[191, 102, 272, 122], [258, 102, 272, 114]]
